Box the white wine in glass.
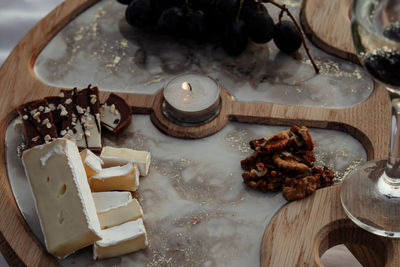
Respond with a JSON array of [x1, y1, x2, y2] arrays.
[[340, 0, 400, 237]]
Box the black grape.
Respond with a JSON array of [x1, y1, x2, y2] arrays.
[[183, 10, 207, 39], [125, 0, 153, 27], [157, 7, 184, 33], [273, 20, 302, 54], [240, 0, 259, 20], [222, 20, 248, 55], [214, 0, 240, 31], [245, 5, 274, 43], [117, 0, 134, 5]]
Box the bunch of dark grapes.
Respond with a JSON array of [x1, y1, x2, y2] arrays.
[[121, 0, 304, 56]]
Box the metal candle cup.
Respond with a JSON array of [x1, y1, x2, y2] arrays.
[[163, 74, 221, 124]]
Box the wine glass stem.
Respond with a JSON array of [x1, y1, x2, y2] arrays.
[[385, 92, 400, 184]]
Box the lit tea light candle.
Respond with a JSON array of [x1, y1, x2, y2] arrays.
[[163, 73, 221, 125]]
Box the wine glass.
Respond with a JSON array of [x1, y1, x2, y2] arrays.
[[340, 0, 400, 237]]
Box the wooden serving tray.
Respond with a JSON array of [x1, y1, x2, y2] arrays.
[[0, 0, 396, 266]]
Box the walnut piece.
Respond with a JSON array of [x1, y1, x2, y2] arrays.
[[241, 125, 334, 202], [290, 125, 314, 150], [282, 176, 317, 201], [312, 166, 335, 188], [272, 152, 310, 173], [250, 135, 290, 155]]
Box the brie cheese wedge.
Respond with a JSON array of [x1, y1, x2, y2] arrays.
[[93, 218, 148, 260], [22, 138, 102, 259], [80, 149, 103, 177], [89, 162, 139, 192], [100, 146, 151, 176], [92, 192, 143, 229]]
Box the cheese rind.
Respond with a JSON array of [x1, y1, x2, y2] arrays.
[[80, 149, 103, 177], [22, 139, 102, 259], [92, 192, 143, 229], [93, 218, 148, 260], [89, 163, 139, 192], [100, 146, 151, 176]]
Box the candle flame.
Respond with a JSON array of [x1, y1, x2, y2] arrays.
[[182, 82, 189, 91], [182, 82, 192, 92]]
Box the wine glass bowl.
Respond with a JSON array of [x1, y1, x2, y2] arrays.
[[340, 0, 400, 238], [351, 0, 400, 89]]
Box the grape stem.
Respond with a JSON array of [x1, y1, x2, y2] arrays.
[[179, 0, 190, 12], [278, 9, 284, 23], [262, 0, 320, 74], [236, 0, 246, 24]]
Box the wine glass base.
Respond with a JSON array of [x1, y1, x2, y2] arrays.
[[340, 159, 400, 238]]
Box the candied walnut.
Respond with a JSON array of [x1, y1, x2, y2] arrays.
[[240, 125, 334, 201], [250, 129, 292, 154], [242, 163, 268, 181], [294, 150, 316, 167], [290, 125, 314, 150], [272, 152, 310, 173], [249, 129, 292, 150], [242, 163, 269, 192], [251, 135, 290, 155], [241, 152, 273, 171], [241, 152, 260, 171], [282, 176, 317, 201], [246, 180, 268, 193], [267, 173, 285, 192], [313, 166, 334, 188]]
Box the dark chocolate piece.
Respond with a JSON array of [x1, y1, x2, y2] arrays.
[[58, 86, 102, 152], [100, 93, 132, 135], [17, 99, 58, 149], [44, 96, 63, 133]]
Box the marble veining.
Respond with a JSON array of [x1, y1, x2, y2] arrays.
[[6, 116, 366, 266], [34, 0, 373, 108]]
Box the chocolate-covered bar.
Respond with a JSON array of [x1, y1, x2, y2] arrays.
[[58, 86, 102, 152], [100, 93, 132, 135], [17, 99, 58, 149], [44, 96, 63, 133]]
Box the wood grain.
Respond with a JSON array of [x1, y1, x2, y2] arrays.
[[261, 185, 400, 266], [150, 89, 231, 139], [262, 0, 396, 266], [0, 1, 100, 266], [300, 0, 359, 63], [0, 0, 394, 266]]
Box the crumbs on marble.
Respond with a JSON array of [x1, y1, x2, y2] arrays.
[[120, 40, 128, 48], [334, 158, 365, 183], [145, 219, 209, 267], [303, 58, 370, 82], [16, 143, 26, 159], [224, 129, 252, 153]]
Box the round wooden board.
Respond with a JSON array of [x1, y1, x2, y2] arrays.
[[0, 0, 393, 266]]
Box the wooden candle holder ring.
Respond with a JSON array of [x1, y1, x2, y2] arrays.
[[0, 0, 398, 266], [149, 88, 231, 139]]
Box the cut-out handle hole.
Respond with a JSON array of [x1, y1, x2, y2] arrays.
[[321, 245, 362, 267], [315, 219, 391, 266]]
